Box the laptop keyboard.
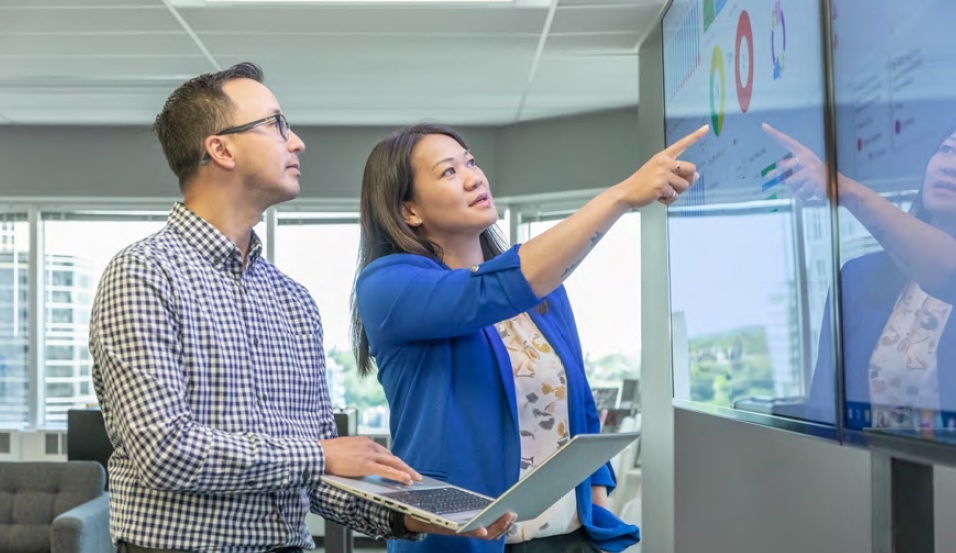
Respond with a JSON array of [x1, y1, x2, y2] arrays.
[[380, 487, 493, 515]]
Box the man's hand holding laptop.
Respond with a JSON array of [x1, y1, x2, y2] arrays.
[[320, 436, 516, 539]]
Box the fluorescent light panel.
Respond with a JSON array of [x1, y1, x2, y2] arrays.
[[205, 0, 512, 3]]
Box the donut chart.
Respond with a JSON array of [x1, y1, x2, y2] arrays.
[[735, 10, 754, 112], [772, 0, 786, 79], [710, 44, 726, 136]]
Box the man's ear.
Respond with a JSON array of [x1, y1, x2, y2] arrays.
[[401, 202, 422, 228], [202, 136, 236, 170]]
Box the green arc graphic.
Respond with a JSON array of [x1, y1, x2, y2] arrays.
[[709, 44, 725, 136]]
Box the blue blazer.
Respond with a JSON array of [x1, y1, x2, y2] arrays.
[[807, 251, 956, 424], [356, 245, 640, 553]]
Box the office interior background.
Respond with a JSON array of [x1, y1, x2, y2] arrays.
[[1, 0, 955, 552]]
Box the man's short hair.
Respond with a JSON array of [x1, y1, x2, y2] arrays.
[[152, 62, 264, 190]]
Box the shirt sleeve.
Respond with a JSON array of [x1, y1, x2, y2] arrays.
[[90, 252, 325, 494], [309, 483, 424, 541], [357, 245, 541, 347]]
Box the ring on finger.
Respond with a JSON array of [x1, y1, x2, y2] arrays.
[[670, 190, 679, 199]]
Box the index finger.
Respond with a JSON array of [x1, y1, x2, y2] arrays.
[[663, 124, 709, 158], [761, 122, 803, 153]]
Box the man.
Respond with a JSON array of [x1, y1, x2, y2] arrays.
[[89, 62, 513, 552]]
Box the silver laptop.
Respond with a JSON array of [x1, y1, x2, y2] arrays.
[[322, 432, 640, 533]]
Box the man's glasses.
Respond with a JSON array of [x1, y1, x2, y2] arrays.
[[201, 113, 291, 163]]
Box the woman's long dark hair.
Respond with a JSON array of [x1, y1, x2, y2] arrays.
[[351, 123, 508, 377]]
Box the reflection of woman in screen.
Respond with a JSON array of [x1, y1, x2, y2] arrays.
[[764, 124, 956, 428]]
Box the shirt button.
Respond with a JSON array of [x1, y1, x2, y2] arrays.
[[470, 265, 479, 273], [253, 337, 259, 346]]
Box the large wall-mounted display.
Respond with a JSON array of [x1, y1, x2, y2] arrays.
[[663, 0, 835, 430], [663, 0, 956, 447]]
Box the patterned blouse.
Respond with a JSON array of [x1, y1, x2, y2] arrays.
[[868, 281, 953, 428], [495, 312, 582, 544]]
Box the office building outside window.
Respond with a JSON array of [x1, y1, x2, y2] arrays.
[[41, 212, 167, 425], [0, 217, 30, 426]]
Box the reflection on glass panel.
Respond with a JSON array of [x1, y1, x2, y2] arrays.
[[830, 0, 956, 436], [663, 0, 833, 424], [274, 213, 390, 433], [0, 217, 29, 426], [43, 214, 167, 425]]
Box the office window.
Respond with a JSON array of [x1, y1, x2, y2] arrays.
[[273, 211, 390, 433], [0, 215, 29, 427], [42, 211, 168, 425], [47, 345, 74, 361], [46, 383, 74, 399], [49, 307, 74, 325], [46, 366, 73, 378], [520, 209, 642, 388], [51, 270, 75, 287]]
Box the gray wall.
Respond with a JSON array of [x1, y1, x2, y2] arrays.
[[674, 410, 872, 553], [494, 108, 639, 197], [0, 111, 639, 200], [0, 125, 496, 199], [937, 466, 956, 552]]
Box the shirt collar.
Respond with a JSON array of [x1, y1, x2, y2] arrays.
[[167, 202, 263, 272]]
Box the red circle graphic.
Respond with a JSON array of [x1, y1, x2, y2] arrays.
[[735, 10, 755, 113]]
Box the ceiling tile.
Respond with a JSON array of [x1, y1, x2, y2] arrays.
[[0, 33, 196, 56], [529, 55, 637, 94], [0, 0, 162, 6], [0, 1, 663, 126], [216, 52, 533, 96], [180, 6, 547, 35], [546, 32, 639, 55], [199, 33, 537, 60], [559, 0, 660, 6], [0, 56, 213, 81], [551, 4, 661, 34], [0, 6, 180, 34]]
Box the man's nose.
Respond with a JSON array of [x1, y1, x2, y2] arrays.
[[289, 130, 306, 153]]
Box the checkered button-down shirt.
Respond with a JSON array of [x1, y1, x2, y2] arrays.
[[90, 203, 396, 552]]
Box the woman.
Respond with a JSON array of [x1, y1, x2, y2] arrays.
[[764, 124, 956, 428], [351, 122, 707, 552]]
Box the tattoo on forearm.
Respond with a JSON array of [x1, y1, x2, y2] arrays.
[[562, 261, 580, 279], [562, 232, 605, 279]]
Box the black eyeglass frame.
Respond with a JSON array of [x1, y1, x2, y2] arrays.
[[200, 113, 291, 164]]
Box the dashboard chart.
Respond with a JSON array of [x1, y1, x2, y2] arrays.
[[664, 0, 826, 206]]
